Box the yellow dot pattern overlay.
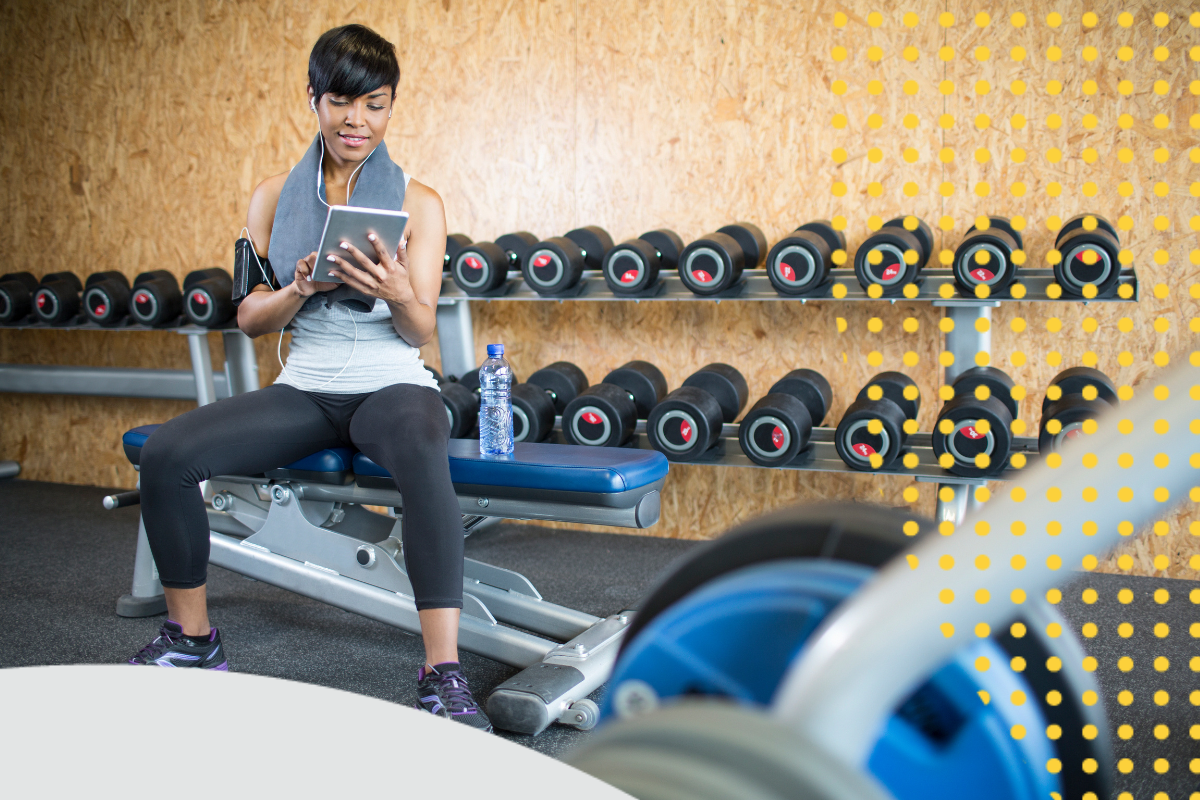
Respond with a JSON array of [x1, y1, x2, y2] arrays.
[[822, 11, 1199, 796]]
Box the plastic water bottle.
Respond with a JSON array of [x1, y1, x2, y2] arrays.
[[478, 343, 514, 456]]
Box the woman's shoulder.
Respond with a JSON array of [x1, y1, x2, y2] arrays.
[[246, 171, 290, 256], [403, 177, 443, 212]]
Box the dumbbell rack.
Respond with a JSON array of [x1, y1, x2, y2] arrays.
[[434, 266, 1139, 527], [0, 317, 259, 408], [437, 268, 1138, 304]]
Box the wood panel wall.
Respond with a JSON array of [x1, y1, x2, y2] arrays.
[[1, 1, 1196, 579]]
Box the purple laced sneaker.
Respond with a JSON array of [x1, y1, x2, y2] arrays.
[[414, 663, 493, 733], [127, 621, 228, 670]]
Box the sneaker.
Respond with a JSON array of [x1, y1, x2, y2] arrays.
[[127, 621, 228, 670], [414, 662, 493, 733]]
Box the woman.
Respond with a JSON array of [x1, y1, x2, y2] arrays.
[[129, 25, 491, 733]]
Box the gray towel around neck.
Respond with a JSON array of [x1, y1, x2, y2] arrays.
[[268, 135, 407, 313]]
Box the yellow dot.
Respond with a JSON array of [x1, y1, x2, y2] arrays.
[[939, 46, 955, 62], [1118, 12, 1134, 27], [975, 623, 989, 638], [903, 12, 918, 27], [1155, 12, 1170, 27], [833, 12, 848, 27], [831, 46, 848, 62], [867, 11, 883, 27], [1081, 11, 1098, 27], [1012, 554, 1026, 570], [867, 46, 883, 62], [1047, 46, 1062, 62], [1155, 690, 1170, 706], [1154, 46, 1170, 62], [1082, 623, 1098, 638], [1119, 656, 1134, 672], [1011, 46, 1026, 62], [1046, 80, 1063, 96], [902, 80, 918, 96], [902, 113, 918, 130], [867, 80, 884, 96], [939, 589, 955, 604], [832, 113, 848, 129], [940, 623, 954, 638], [902, 46, 919, 63], [939, 11, 954, 27], [1156, 656, 1170, 672]]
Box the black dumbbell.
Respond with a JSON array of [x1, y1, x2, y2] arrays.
[[451, 232, 538, 295], [602, 230, 685, 294], [0, 272, 40, 324], [562, 361, 668, 448], [526, 361, 590, 414], [33, 272, 84, 324], [931, 367, 1018, 478], [648, 364, 749, 462], [738, 369, 832, 466], [509, 362, 588, 444], [82, 272, 131, 326], [835, 372, 921, 470], [183, 268, 235, 328], [522, 226, 614, 296], [444, 234, 472, 272], [439, 380, 479, 439], [1053, 213, 1122, 298], [677, 222, 767, 296], [766, 221, 845, 296], [1039, 367, 1118, 453], [853, 216, 933, 296], [952, 216, 1023, 297], [129, 270, 183, 327]]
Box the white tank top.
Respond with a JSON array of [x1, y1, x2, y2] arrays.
[[274, 174, 439, 395]]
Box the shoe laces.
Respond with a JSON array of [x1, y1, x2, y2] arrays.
[[431, 670, 477, 713], [133, 625, 182, 662]]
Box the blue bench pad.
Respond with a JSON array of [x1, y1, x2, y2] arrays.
[[122, 426, 668, 494]]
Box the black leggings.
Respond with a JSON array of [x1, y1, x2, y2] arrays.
[[139, 383, 464, 609]]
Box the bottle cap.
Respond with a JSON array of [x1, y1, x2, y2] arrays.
[[487, 343, 504, 357]]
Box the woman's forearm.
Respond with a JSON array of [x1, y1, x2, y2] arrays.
[[387, 295, 438, 348], [237, 283, 308, 338]]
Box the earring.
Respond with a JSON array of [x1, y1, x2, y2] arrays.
[[310, 100, 316, 113]]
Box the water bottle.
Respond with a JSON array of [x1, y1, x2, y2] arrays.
[[478, 343, 514, 456]]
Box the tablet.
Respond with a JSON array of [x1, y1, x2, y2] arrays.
[[311, 205, 409, 283]]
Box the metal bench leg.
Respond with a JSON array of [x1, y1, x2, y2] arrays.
[[116, 515, 167, 617]]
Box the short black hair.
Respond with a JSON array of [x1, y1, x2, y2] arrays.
[[308, 25, 400, 103]]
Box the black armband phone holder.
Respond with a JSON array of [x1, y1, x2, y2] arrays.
[[233, 238, 279, 306]]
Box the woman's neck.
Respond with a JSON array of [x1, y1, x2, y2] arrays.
[[320, 142, 368, 205]]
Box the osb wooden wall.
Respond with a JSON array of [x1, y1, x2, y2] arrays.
[[0, 1, 1196, 579]]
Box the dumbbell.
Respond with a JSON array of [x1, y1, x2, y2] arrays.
[[183, 268, 235, 328], [677, 222, 768, 296], [0, 272, 40, 324], [835, 372, 920, 470], [450, 232, 538, 295], [522, 226, 614, 296], [511, 361, 590, 443], [952, 216, 1023, 297], [853, 216, 933, 296], [82, 272, 132, 326], [601, 230, 685, 295], [32, 272, 84, 324], [129, 270, 183, 327], [439, 379, 479, 439], [562, 361, 668, 448], [444, 234, 471, 272], [1039, 367, 1118, 453], [1053, 213, 1122, 298], [738, 369, 832, 466], [931, 367, 1018, 478], [648, 364, 749, 462], [765, 221, 845, 296]]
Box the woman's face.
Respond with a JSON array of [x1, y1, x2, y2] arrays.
[[308, 85, 393, 163]]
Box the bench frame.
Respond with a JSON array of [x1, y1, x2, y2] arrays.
[[118, 472, 665, 734]]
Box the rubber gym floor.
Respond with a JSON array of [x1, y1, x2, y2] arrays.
[[1, 478, 1195, 797]]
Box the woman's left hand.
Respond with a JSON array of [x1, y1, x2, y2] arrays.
[[324, 234, 415, 307]]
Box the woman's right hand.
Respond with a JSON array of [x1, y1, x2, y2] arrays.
[[293, 251, 339, 296]]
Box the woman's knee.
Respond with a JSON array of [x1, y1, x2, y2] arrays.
[[140, 424, 206, 485]]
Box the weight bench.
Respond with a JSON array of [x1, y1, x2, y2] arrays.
[[113, 423, 668, 735]]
